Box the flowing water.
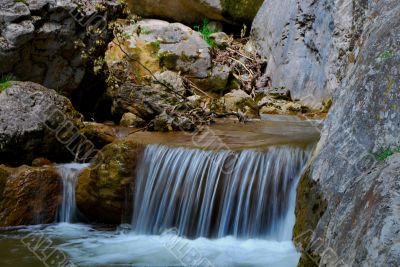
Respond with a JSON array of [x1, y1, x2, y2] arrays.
[[0, 120, 318, 267], [133, 145, 310, 240], [57, 163, 89, 223]]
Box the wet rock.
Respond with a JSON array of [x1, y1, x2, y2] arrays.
[[0, 81, 83, 166], [295, 5, 400, 266], [0, 165, 62, 227], [31, 158, 52, 167], [76, 139, 145, 224], [126, 0, 264, 25], [81, 122, 116, 149], [120, 113, 146, 128]]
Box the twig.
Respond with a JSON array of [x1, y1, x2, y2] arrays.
[[229, 57, 254, 77]]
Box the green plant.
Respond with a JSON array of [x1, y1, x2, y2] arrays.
[[0, 74, 15, 92], [375, 146, 400, 161], [194, 19, 216, 47]]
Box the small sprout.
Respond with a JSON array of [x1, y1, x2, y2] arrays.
[[0, 74, 15, 92]]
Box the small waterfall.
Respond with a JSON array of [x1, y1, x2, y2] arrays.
[[132, 145, 311, 240], [57, 163, 89, 223]]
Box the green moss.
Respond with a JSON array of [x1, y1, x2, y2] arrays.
[[158, 51, 179, 69], [0, 74, 15, 93], [221, 0, 264, 23], [293, 168, 327, 267], [375, 147, 400, 161]]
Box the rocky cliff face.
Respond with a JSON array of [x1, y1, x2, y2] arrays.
[[294, 1, 400, 265], [249, 0, 382, 108], [0, 0, 122, 95], [127, 0, 264, 25]]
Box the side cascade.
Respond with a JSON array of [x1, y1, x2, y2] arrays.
[[132, 145, 312, 240], [57, 163, 89, 223]]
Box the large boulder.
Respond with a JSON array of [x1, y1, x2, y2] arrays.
[[249, 0, 371, 108], [0, 165, 62, 227], [294, 3, 400, 266], [76, 138, 145, 224], [105, 19, 212, 83], [0, 82, 83, 165], [0, 0, 123, 95], [126, 0, 264, 25]]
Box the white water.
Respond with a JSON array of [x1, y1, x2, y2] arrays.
[[56, 163, 89, 223], [42, 145, 311, 266], [25, 223, 300, 267]]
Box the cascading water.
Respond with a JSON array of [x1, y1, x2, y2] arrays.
[[12, 145, 312, 267], [56, 163, 89, 223], [132, 145, 311, 241]]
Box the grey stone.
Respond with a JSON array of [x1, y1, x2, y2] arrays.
[[297, 3, 400, 266], [0, 82, 83, 165], [3, 20, 35, 47], [209, 32, 229, 48], [0, 3, 31, 24]]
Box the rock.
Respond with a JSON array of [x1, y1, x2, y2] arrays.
[[120, 112, 146, 128], [259, 105, 280, 115], [267, 87, 291, 101], [76, 138, 145, 224], [295, 5, 400, 266], [0, 165, 62, 227], [105, 19, 211, 81], [108, 71, 187, 122], [0, 82, 83, 165], [282, 102, 302, 113], [0, 0, 124, 95], [108, 82, 174, 122], [0, 2, 31, 24], [249, 0, 356, 107], [209, 32, 230, 48], [152, 112, 172, 132], [126, 0, 263, 25], [221, 89, 251, 112], [0, 165, 11, 204], [3, 20, 35, 46], [192, 63, 232, 93], [81, 122, 117, 149], [31, 158, 52, 167]]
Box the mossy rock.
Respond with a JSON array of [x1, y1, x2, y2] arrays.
[[76, 138, 145, 224], [293, 167, 327, 267], [221, 0, 264, 24]]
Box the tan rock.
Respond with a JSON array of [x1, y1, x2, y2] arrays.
[[76, 139, 145, 224], [0, 165, 61, 227]]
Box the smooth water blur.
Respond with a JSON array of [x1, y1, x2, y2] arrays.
[[0, 223, 300, 267], [133, 145, 311, 240], [56, 163, 89, 223]]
